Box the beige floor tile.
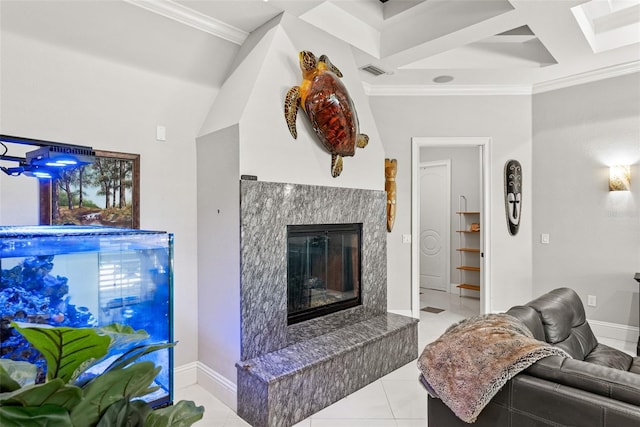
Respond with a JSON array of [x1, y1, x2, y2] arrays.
[[382, 379, 428, 419], [312, 381, 395, 419]]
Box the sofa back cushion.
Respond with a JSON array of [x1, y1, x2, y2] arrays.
[[527, 287, 598, 360], [505, 305, 546, 341]]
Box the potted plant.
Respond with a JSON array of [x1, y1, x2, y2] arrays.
[[0, 322, 204, 426]]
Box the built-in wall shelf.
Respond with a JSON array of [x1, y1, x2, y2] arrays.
[[456, 199, 480, 295], [456, 266, 480, 271], [457, 284, 481, 291]]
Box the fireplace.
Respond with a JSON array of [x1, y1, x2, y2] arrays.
[[287, 223, 362, 324], [236, 181, 418, 426]]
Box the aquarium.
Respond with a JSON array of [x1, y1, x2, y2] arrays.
[[0, 225, 173, 407]]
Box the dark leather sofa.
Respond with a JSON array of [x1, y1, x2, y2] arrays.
[[427, 288, 640, 426]]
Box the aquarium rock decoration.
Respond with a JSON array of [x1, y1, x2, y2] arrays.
[[1, 255, 96, 380]]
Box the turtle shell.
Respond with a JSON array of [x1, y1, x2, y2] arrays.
[[304, 71, 359, 157]]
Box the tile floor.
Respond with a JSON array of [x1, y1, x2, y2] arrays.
[[175, 289, 636, 426]]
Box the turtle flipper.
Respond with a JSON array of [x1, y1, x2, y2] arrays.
[[357, 134, 369, 149], [319, 54, 343, 78], [284, 86, 301, 139], [331, 154, 343, 178]]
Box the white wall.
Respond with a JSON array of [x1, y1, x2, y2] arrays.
[[370, 95, 533, 313], [533, 73, 640, 328], [196, 125, 241, 399], [0, 31, 217, 367], [0, 175, 40, 225]]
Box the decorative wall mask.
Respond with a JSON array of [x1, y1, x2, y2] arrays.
[[284, 51, 368, 177], [385, 158, 397, 232], [504, 159, 522, 236]]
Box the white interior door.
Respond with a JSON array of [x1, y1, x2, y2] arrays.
[[419, 161, 450, 291]]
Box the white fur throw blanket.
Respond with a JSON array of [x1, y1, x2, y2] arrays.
[[417, 313, 569, 423]]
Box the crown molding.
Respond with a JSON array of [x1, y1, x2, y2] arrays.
[[532, 61, 640, 94], [363, 82, 532, 96], [363, 61, 640, 96], [123, 0, 248, 45]]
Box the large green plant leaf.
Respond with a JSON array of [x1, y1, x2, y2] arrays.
[[12, 322, 111, 384], [0, 360, 37, 391], [0, 379, 82, 411], [76, 341, 173, 390], [95, 398, 152, 427], [70, 361, 160, 426], [106, 342, 175, 373], [0, 404, 73, 427], [97, 324, 149, 350], [73, 324, 152, 387], [144, 400, 205, 427], [0, 366, 20, 393]]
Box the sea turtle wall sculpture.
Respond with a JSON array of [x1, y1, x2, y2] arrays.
[[284, 50, 368, 177]]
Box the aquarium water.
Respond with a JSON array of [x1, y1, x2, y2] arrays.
[[0, 226, 173, 407]]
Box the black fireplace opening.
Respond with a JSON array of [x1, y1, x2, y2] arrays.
[[287, 223, 362, 325]]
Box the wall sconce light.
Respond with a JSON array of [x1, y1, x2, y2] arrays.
[[609, 165, 630, 191]]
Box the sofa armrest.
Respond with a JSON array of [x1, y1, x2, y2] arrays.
[[585, 343, 633, 371], [427, 373, 640, 427], [511, 374, 640, 427], [526, 356, 640, 406]]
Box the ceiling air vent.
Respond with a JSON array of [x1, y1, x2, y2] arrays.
[[359, 64, 388, 76]]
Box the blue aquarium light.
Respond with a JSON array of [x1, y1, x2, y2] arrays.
[[0, 134, 95, 179]]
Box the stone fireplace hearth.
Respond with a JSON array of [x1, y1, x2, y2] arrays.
[[236, 180, 417, 426]]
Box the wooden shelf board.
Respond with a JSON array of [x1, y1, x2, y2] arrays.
[[456, 230, 480, 233], [456, 266, 480, 272], [457, 284, 480, 291], [457, 248, 480, 252], [456, 211, 480, 215]]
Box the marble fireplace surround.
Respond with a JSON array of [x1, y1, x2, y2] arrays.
[[239, 180, 387, 360], [236, 181, 417, 426]]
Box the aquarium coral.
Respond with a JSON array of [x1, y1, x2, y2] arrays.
[[1, 255, 96, 379]]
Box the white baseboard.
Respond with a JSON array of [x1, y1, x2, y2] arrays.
[[589, 319, 639, 344], [196, 362, 237, 412], [174, 362, 198, 390], [173, 361, 237, 412]]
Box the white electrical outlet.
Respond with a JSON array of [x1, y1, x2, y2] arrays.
[[402, 234, 411, 244], [541, 233, 550, 244], [587, 295, 596, 307]]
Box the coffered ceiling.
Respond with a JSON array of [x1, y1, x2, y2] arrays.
[[3, 0, 639, 93]]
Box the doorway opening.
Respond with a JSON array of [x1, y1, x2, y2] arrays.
[[411, 137, 491, 318]]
